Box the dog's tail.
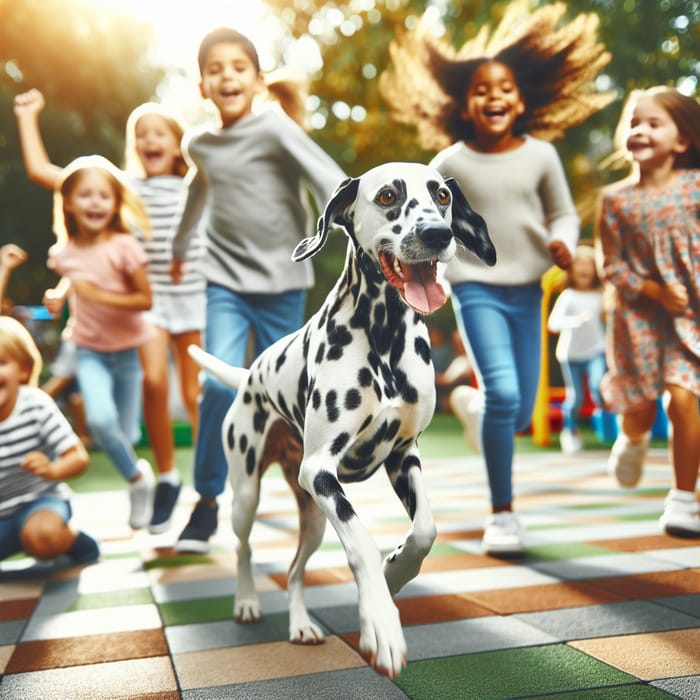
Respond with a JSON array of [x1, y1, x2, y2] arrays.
[[187, 344, 248, 390]]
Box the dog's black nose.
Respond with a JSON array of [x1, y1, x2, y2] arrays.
[[418, 224, 452, 249]]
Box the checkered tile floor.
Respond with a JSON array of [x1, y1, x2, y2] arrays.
[[1, 444, 699, 699]]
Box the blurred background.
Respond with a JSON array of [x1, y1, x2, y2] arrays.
[[1, 0, 698, 326]]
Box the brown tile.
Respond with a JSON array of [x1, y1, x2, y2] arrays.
[[436, 529, 484, 542], [269, 566, 354, 589], [174, 636, 365, 688], [586, 568, 700, 599], [421, 551, 513, 572], [464, 581, 626, 614], [588, 534, 700, 552], [396, 593, 492, 626], [570, 628, 700, 680], [0, 597, 36, 622], [6, 628, 169, 673]]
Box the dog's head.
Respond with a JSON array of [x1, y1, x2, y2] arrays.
[[293, 162, 496, 314]]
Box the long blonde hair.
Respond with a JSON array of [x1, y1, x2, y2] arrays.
[[51, 155, 151, 251], [0, 316, 42, 387]]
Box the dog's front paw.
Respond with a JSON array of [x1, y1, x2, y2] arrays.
[[290, 621, 325, 645], [358, 601, 407, 679], [234, 597, 261, 623]]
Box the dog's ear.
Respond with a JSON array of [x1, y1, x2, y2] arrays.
[[445, 178, 497, 267], [292, 177, 360, 261]]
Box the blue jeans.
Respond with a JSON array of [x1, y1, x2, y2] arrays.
[[0, 496, 71, 561], [194, 284, 306, 498], [559, 353, 606, 432], [452, 282, 542, 508], [76, 346, 142, 481]]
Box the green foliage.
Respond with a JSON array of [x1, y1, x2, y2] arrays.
[[1, 0, 698, 319], [0, 0, 162, 305]]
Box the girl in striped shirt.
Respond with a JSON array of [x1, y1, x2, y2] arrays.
[[14, 90, 206, 534]]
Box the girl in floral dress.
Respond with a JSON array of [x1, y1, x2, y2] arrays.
[[597, 86, 700, 536]]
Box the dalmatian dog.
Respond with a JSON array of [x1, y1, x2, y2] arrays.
[[189, 162, 495, 678]]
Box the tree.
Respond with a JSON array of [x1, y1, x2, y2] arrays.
[[0, 0, 163, 305]]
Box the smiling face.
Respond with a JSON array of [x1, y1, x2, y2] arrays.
[[461, 61, 525, 152], [63, 168, 120, 239], [134, 113, 182, 177], [199, 41, 264, 128], [626, 95, 689, 174]]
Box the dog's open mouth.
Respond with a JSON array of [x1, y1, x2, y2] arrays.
[[379, 252, 448, 314]]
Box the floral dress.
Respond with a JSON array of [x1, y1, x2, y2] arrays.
[[598, 169, 700, 412]]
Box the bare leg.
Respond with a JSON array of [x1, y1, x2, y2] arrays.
[[170, 330, 202, 440], [666, 385, 700, 492], [139, 327, 174, 475]]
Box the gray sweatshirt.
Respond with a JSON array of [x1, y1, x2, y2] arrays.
[[173, 107, 346, 294], [430, 136, 579, 286]]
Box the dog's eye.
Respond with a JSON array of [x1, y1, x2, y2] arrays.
[[436, 188, 451, 206], [376, 188, 397, 206]]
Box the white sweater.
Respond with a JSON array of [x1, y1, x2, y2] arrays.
[[548, 288, 606, 362], [430, 136, 579, 286]]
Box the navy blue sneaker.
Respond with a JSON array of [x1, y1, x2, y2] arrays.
[[175, 500, 218, 554], [67, 531, 100, 565], [149, 480, 182, 534]]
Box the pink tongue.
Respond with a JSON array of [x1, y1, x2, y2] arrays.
[[404, 262, 447, 313]]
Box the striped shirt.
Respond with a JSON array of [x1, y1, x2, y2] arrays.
[[0, 386, 78, 518], [132, 176, 206, 298]]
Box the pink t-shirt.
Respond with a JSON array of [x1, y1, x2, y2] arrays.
[[52, 234, 153, 352]]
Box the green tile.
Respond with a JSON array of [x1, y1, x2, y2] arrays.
[[428, 542, 468, 556], [395, 644, 635, 699], [529, 684, 677, 699], [159, 595, 234, 626], [524, 543, 615, 561], [68, 587, 153, 611], [143, 553, 215, 570]]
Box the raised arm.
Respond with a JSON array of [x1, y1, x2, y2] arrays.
[[0, 244, 28, 309], [14, 89, 63, 190]]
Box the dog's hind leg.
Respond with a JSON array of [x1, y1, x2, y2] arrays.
[[272, 421, 326, 644], [230, 467, 262, 623], [383, 449, 437, 596]]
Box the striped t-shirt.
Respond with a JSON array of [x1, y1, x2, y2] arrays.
[[0, 386, 78, 518], [132, 176, 206, 298]]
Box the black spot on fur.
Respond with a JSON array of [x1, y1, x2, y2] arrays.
[[415, 336, 431, 364], [330, 432, 350, 456], [226, 423, 235, 450], [315, 342, 325, 365], [312, 389, 322, 410], [239, 434, 248, 453], [243, 392, 252, 404], [358, 367, 372, 387], [313, 471, 355, 522], [246, 447, 256, 476], [325, 390, 340, 422], [345, 388, 361, 410]]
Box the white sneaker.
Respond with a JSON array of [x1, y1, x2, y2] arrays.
[[660, 489, 700, 538], [482, 511, 525, 556], [607, 433, 649, 488], [560, 428, 583, 454], [129, 459, 155, 529], [449, 385, 483, 453]]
